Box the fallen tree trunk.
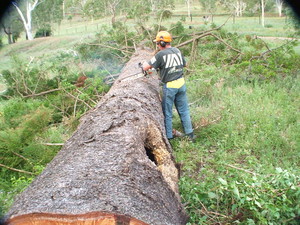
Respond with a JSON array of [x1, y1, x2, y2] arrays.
[[4, 48, 188, 225]]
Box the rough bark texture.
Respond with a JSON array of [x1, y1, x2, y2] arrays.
[[5, 48, 188, 225]]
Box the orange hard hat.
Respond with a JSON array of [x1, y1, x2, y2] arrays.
[[154, 31, 172, 43]]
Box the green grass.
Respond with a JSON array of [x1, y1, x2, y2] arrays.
[[172, 69, 299, 170], [170, 63, 300, 224], [0, 35, 88, 71]]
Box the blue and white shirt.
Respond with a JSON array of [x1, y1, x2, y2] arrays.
[[148, 47, 186, 83]]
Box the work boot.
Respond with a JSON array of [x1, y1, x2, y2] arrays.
[[186, 132, 197, 142], [172, 129, 184, 138]]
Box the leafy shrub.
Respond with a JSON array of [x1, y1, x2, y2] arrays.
[[2, 98, 43, 128], [156, 9, 173, 21], [104, 22, 137, 47], [35, 24, 52, 38], [2, 56, 59, 97], [170, 21, 185, 36], [180, 168, 300, 224], [0, 104, 54, 169], [0, 176, 34, 217]]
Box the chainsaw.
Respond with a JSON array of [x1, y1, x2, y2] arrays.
[[119, 63, 157, 82]]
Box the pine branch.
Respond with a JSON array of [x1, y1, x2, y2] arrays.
[[0, 163, 35, 175], [23, 88, 61, 98]]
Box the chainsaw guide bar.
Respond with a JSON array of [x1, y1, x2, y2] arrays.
[[120, 73, 145, 82]]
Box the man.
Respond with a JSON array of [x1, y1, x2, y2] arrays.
[[142, 31, 196, 141]]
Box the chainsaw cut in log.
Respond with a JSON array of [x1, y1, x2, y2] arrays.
[[4, 48, 188, 225]]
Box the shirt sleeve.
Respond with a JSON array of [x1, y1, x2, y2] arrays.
[[148, 53, 162, 69]]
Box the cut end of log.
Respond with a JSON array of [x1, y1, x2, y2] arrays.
[[5, 212, 149, 225]]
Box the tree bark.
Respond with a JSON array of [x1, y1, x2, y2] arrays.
[[261, 0, 265, 27], [4, 48, 188, 225]]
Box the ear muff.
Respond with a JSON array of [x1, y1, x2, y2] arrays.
[[159, 41, 166, 47]]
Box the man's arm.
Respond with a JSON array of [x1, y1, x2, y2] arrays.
[[142, 61, 152, 71]]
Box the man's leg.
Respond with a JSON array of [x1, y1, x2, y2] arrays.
[[174, 84, 193, 135], [162, 85, 176, 139]]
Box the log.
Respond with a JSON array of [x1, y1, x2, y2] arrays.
[[4, 48, 188, 225]]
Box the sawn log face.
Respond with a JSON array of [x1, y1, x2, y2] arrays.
[[5, 48, 188, 225]]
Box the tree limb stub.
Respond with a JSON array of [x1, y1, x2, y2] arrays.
[[5, 48, 188, 225]]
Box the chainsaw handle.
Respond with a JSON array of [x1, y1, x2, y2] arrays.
[[138, 62, 147, 76]]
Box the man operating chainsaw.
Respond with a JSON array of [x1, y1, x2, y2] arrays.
[[142, 31, 196, 141]]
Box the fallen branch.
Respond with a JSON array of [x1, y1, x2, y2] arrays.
[[252, 37, 296, 60], [176, 32, 242, 55], [0, 163, 35, 175], [173, 14, 233, 39], [176, 33, 211, 48], [225, 163, 256, 176], [210, 33, 242, 54], [75, 88, 97, 105], [12, 151, 33, 166], [63, 89, 93, 109], [42, 143, 64, 146], [23, 88, 61, 98]]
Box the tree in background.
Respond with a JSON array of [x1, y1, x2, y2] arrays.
[[1, 7, 23, 44], [125, 0, 151, 24], [12, 0, 41, 40], [11, 0, 63, 41], [186, 0, 192, 21], [148, 0, 174, 13], [198, 0, 218, 22], [33, 0, 63, 31], [59, 0, 175, 23], [275, 0, 284, 17], [220, 0, 248, 16], [107, 0, 122, 25], [260, 0, 273, 27]]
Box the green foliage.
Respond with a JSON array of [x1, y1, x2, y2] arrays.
[[2, 56, 60, 97], [0, 47, 111, 215], [169, 25, 300, 224], [33, 0, 64, 26], [2, 98, 44, 127], [265, 24, 273, 28], [0, 102, 54, 171], [0, 176, 34, 216], [170, 21, 185, 36], [286, 8, 300, 35], [174, 72, 300, 223], [180, 168, 300, 224], [126, 1, 151, 23], [156, 9, 173, 21], [35, 24, 52, 38], [109, 22, 137, 46]]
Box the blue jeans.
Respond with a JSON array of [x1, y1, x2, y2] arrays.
[[162, 83, 193, 139]]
